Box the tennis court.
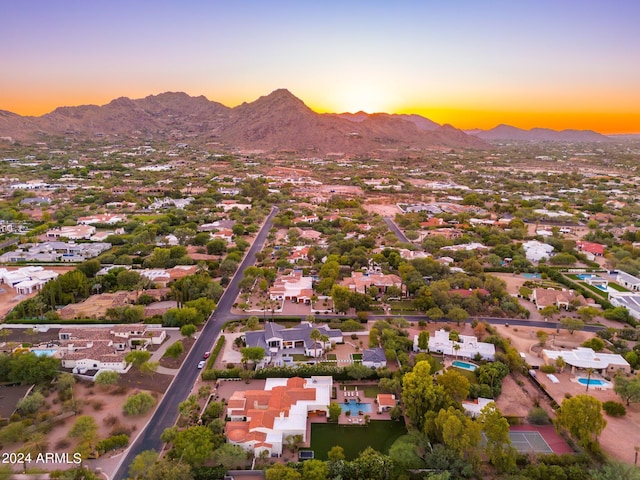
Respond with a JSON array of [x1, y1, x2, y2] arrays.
[[509, 431, 553, 454]]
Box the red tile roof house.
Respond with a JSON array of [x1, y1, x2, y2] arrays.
[[225, 376, 333, 457], [576, 241, 605, 256], [211, 229, 234, 242], [269, 270, 314, 303], [530, 288, 589, 311], [340, 272, 404, 296], [376, 393, 396, 413], [288, 246, 311, 264]]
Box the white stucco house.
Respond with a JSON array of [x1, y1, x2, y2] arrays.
[[419, 329, 495, 361]]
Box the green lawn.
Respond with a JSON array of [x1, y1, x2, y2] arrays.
[[362, 385, 380, 398], [327, 354, 337, 360], [450, 366, 478, 384], [389, 300, 420, 314], [608, 283, 630, 292], [308, 419, 407, 460], [578, 282, 608, 299], [351, 353, 363, 360]]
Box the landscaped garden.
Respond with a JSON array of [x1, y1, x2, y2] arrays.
[[308, 419, 407, 460]]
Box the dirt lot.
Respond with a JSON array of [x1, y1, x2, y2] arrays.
[[0, 379, 159, 476], [362, 201, 401, 216]]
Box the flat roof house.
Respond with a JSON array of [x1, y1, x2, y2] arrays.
[[542, 347, 630, 375], [419, 329, 495, 361]]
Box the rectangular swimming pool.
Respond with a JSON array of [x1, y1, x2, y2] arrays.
[[577, 378, 609, 387], [452, 360, 478, 372], [31, 349, 57, 357]]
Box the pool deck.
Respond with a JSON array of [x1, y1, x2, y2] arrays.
[[299, 382, 393, 450]]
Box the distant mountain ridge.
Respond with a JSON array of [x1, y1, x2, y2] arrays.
[[0, 89, 486, 152], [467, 124, 611, 142], [0, 90, 611, 152]]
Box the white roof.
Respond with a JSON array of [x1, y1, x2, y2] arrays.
[[544, 347, 629, 370]]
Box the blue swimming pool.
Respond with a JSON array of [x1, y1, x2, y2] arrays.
[[521, 273, 541, 279], [577, 378, 608, 387], [452, 360, 478, 372], [341, 399, 372, 415], [31, 349, 57, 357]]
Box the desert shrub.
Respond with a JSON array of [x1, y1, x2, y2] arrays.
[[527, 407, 551, 425], [603, 401, 626, 417], [540, 365, 556, 374], [110, 423, 134, 437], [95, 370, 120, 386], [122, 392, 156, 416], [103, 414, 118, 426], [55, 438, 71, 450], [92, 400, 105, 411], [16, 392, 46, 415], [112, 385, 129, 395]]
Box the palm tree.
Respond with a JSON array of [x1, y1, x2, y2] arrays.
[[585, 367, 594, 392], [555, 356, 566, 373], [320, 334, 330, 360], [310, 328, 321, 360], [453, 344, 461, 360]]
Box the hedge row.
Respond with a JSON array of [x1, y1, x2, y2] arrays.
[[202, 364, 381, 382], [201, 336, 226, 380], [96, 434, 129, 455], [207, 335, 225, 369]]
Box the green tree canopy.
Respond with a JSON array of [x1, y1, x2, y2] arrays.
[[170, 426, 215, 466], [402, 360, 446, 431], [478, 402, 516, 473], [555, 394, 606, 452], [124, 350, 151, 368], [614, 374, 640, 406]]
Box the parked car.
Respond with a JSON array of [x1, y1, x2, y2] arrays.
[[197, 360, 206, 369], [203, 351, 211, 359]]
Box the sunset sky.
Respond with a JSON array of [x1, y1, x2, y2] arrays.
[[2, 1, 639, 133]]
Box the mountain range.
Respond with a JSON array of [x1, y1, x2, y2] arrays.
[[466, 124, 610, 142], [0, 89, 611, 152]]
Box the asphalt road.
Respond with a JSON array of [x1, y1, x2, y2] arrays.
[[112, 206, 278, 480], [383, 216, 411, 243]]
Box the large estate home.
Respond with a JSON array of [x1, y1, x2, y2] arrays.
[[542, 347, 630, 375], [530, 287, 591, 311], [268, 270, 314, 303], [340, 271, 404, 296], [58, 324, 166, 375], [0, 241, 111, 263], [77, 213, 127, 225], [616, 271, 640, 291], [245, 322, 343, 360], [608, 292, 640, 321], [0, 266, 59, 294], [416, 329, 496, 361], [225, 376, 332, 457], [45, 225, 97, 240]]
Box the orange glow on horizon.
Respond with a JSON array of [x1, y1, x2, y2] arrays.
[[4, 93, 640, 135]]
